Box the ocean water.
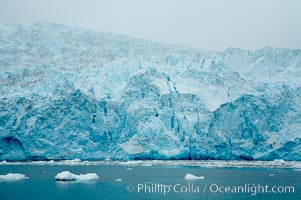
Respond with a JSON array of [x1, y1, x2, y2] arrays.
[[0, 163, 300, 200]]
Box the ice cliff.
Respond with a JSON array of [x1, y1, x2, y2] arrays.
[[0, 23, 300, 161]]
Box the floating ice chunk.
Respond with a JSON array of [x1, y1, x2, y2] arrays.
[[292, 162, 301, 169], [0, 173, 28, 181], [55, 171, 76, 181], [55, 171, 99, 181], [0, 160, 8, 165], [274, 159, 285, 165], [184, 173, 205, 180], [141, 163, 153, 167], [126, 168, 133, 170], [48, 160, 55, 164], [115, 178, 122, 182], [63, 159, 81, 165], [268, 174, 274, 176], [75, 173, 99, 181]]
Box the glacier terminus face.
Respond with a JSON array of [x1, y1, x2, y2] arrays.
[[0, 23, 300, 161]]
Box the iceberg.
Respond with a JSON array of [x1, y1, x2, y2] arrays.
[[184, 173, 205, 180], [54, 171, 99, 181], [0, 173, 28, 181], [0, 23, 300, 161]]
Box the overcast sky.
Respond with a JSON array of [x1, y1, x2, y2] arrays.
[[0, 0, 300, 50]]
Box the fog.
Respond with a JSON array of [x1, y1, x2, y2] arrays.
[[0, 0, 300, 50]]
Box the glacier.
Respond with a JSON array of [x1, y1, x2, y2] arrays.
[[0, 23, 300, 161]]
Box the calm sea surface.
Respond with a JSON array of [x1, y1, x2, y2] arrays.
[[0, 164, 300, 200]]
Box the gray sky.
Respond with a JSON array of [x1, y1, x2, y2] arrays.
[[0, 0, 300, 50]]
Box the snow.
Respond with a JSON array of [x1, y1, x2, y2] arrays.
[[54, 171, 99, 181], [0, 23, 300, 161], [184, 173, 205, 180], [0, 173, 28, 181]]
